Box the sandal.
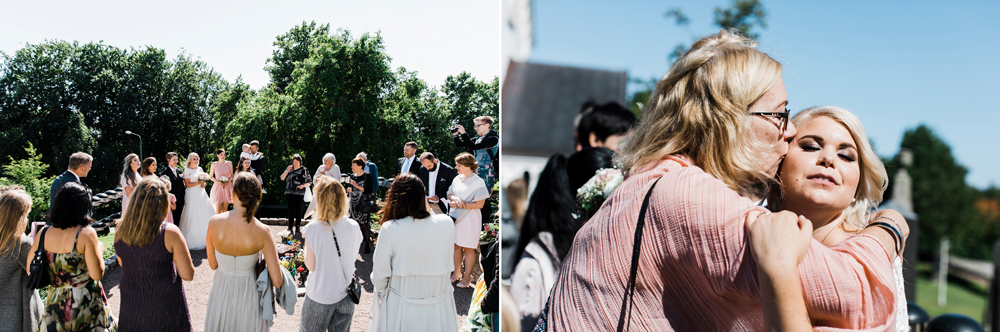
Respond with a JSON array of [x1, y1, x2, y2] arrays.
[[456, 281, 472, 288]]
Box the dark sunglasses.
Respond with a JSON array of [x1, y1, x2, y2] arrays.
[[749, 107, 790, 133]]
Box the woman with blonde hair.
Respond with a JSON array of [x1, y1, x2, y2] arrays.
[[447, 152, 490, 288], [300, 176, 362, 331], [541, 30, 906, 331], [204, 172, 282, 332], [114, 177, 196, 331], [370, 174, 458, 331], [0, 186, 43, 331], [178, 152, 216, 250]]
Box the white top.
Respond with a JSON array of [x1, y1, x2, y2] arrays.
[[303, 217, 362, 305], [369, 214, 458, 332], [119, 173, 137, 213], [314, 164, 342, 184], [241, 151, 263, 161], [446, 174, 490, 221]]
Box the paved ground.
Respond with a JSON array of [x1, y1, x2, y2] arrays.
[[103, 225, 475, 331]]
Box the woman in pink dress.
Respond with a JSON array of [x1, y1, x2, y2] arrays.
[[209, 148, 233, 214]]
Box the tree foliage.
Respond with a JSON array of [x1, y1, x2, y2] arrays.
[[0, 143, 57, 221]]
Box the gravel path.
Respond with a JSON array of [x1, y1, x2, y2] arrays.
[[104, 225, 475, 331]]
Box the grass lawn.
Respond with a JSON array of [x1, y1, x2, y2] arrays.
[[915, 262, 988, 323]]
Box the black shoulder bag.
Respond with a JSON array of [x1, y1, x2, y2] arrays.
[[332, 227, 362, 304], [26, 226, 51, 289]]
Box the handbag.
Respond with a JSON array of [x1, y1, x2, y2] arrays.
[[26, 226, 51, 289], [359, 193, 377, 214], [332, 226, 362, 304], [303, 186, 313, 202]]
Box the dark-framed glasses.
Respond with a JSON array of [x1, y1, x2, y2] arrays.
[[749, 107, 790, 133]]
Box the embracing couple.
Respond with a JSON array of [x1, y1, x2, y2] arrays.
[[539, 30, 907, 331]]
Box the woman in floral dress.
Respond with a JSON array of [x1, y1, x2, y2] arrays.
[[28, 182, 114, 331]]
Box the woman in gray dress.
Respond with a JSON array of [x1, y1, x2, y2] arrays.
[[0, 186, 43, 332]]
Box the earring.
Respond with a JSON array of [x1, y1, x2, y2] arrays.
[[852, 198, 857, 203]]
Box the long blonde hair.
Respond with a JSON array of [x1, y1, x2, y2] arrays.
[[313, 175, 348, 224], [616, 29, 783, 195], [116, 178, 170, 247], [774, 106, 888, 230], [0, 187, 32, 259]]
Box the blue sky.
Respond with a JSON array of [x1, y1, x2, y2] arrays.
[[528, 0, 1000, 189], [0, 0, 499, 91]]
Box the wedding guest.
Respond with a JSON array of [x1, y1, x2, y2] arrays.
[[572, 101, 636, 152], [393, 142, 421, 176], [280, 154, 311, 234], [49, 152, 93, 209], [247, 141, 265, 189], [347, 158, 376, 254], [417, 152, 457, 215], [447, 153, 490, 288], [163, 179, 178, 225], [161, 152, 187, 227], [356, 152, 380, 192], [542, 30, 904, 331], [29, 182, 114, 330], [120, 153, 141, 215], [240, 144, 252, 159], [209, 149, 234, 214], [114, 178, 195, 331], [453, 116, 499, 189], [237, 156, 256, 175], [204, 172, 282, 332], [305, 153, 342, 218], [370, 174, 458, 331], [0, 186, 43, 332], [300, 176, 361, 332], [140, 157, 158, 177]]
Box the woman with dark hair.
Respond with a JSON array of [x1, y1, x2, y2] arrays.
[[346, 157, 375, 254], [28, 182, 115, 331], [300, 176, 361, 331], [0, 186, 43, 332], [140, 157, 158, 177], [280, 153, 311, 234], [509, 154, 581, 332], [370, 174, 458, 332], [205, 172, 283, 332], [121, 153, 140, 214], [114, 178, 195, 331], [565, 147, 615, 194], [236, 156, 255, 175]]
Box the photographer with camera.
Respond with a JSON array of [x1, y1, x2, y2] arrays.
[[453, 115, 499, 230]]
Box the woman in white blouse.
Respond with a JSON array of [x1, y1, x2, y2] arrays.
[[301, 175, 361, 332], [119, 153, 140, 215], [370, 174, 458, 332], [305, 153, 342, 219], [446, 153, 490, 288]]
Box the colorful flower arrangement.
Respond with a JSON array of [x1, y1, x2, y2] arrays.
[[277, 230, 307, 281], [576, 168, 625, 213], [480, 222, 499, 243]]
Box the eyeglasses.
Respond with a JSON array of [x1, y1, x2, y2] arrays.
[[474, 123, 487, 128], [749, 108, 791, 133]]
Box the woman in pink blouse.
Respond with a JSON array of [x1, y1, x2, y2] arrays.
[[541, 30, 906, 331]]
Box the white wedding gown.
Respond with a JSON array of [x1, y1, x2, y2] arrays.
[[179, 166, 216, 250]]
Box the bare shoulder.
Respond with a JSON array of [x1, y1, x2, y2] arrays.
[[252, 219, 274, 238]]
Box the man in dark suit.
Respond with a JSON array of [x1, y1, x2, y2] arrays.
[[393, 141, 422, 177], [417, 152, 457, 214], [161, 152, 187, 226], [50, 152, 93, 209]]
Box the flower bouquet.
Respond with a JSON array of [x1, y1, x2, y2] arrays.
[[159, 175, 170, 183], [196, 173, 211, 183], [480, 222, 499, 243], [577, 168, 625, 213], [219, 176, 229, 184]]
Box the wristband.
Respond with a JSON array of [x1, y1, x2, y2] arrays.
[[866, 221, 901, 255], [873, 216, 903, 236]]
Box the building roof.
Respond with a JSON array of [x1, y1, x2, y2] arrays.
[[501, 61, 628, 157]]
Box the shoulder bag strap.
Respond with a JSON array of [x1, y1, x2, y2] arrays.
[[616, 177, 661, 332], [331, 226, 352, 285]]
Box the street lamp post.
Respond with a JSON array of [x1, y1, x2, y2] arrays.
[[125, 130, 142, 157]]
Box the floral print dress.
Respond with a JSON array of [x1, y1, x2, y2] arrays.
[[39, 227, 115, 332]]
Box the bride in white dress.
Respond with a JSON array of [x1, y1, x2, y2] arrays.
[[179, 153, 218, 250]]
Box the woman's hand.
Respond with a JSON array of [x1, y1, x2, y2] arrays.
[[746, 210, 813, 273]]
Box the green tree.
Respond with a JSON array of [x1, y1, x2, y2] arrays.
[[898, 125, 986, 258], [0, 143, 58, 221]]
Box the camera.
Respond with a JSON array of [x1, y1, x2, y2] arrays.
[[450, 125, 460, 134]]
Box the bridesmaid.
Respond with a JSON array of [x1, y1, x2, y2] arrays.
[[140, 157, 158, 177], [120, 153, 140, 215], [209, 149, 234, 214], [114, 177, 195, 331]]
